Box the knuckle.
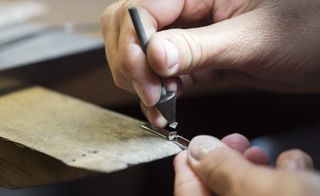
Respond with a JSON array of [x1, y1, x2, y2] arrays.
[[100, 7, 111, 24], [109, 66, 128, 90], [172, 29, 201, 72], [119, 45, 140, 76], [120, 56, 137, 75], [106, 52, 120, 71], [100, 5, 116, 33], [113, 75, 126, 90], [113, 75, 121, 87], [100, 1, 124, 34]]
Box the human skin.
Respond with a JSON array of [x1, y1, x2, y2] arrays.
[[101, 1, 320, 195], [174, 134, 319, 196], [101, 0, 320, 127]]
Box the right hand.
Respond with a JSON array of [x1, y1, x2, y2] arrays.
[[101, 0, 320, 127]]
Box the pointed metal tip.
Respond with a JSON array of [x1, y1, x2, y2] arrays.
[[169, 122, 178, 129], [156, 91, 176, 125]]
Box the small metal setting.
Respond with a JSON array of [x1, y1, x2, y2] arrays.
[[169, 122, 178, 129], [141, 123, 190, 150], [173, 135, 190, 150]]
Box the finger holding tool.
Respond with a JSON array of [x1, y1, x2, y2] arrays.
[[128, 7, 178, 129]]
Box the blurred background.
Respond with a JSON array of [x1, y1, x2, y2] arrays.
[[0, 0, 320, 195]]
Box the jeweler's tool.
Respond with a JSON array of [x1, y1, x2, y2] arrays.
[[142, 123, 189, 150], [128, 7, 177, 128]]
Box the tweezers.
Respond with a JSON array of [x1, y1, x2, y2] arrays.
[[141, 123, 190, 150]]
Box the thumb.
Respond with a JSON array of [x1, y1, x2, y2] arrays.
[[187, 136, 293, 196], [147, 10, 269, 77]]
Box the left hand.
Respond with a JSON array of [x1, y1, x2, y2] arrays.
[[174, 134, 316, 196]]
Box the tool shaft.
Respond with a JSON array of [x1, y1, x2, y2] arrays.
[[128, 7, 167, 94], [128, 7, 148, 53]]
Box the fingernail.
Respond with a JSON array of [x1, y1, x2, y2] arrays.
[[132, 81, 148, 106], [162, 39, 178, 70], [283, 161, 300, 170], [283, 157, 310, 170], [188, 135, 225, 164]]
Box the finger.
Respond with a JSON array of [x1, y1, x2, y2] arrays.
[[115, 2, 185, 106], [187, 135, 282, 195], [102, 0, 255, 106], [108, 66, 136, 94], [119, 42, 162, 106], [138, 0, 214, 29], [244, 146, 270, 165], [147, 9, 270, 77], [102, 2, 133, 92], [101, 1, 122, 49], [174, 151, 211, 196], [140, 102, 167, 128], [162, 77, 180, 93], [107, 0, 225, 106], [174, 68, 302, 95], [139, 77, 182, 127], [222, 134, 269, 164], [139, 0, 253, 28], [276, 149, 314, 170], [221, 133, 250, 153], [173, 69, 242, 94]]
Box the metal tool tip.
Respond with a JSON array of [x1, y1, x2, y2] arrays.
[[156, 90, 176, 125], [169, 122, 178, 129]]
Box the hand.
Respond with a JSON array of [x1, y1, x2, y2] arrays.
[[101, 0, 320, 127], [174, 134, 318, 196]]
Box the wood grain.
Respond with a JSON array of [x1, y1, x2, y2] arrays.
[[0, 87, 181, 188]]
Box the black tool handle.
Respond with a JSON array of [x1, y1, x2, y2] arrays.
[[128, 7, 148, 53], [128, 7, 167, 96]]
